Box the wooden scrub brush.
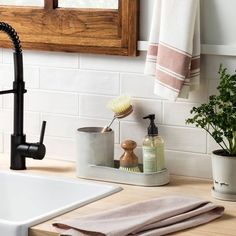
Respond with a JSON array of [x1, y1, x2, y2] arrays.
[[102, 95, 133, 133], [119, 140, 140, 172]]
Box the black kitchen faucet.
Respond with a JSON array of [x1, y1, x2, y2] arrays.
[[0, 22, 46, 170]]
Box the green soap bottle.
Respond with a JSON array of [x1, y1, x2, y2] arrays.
[[142, 114, 165, 173]]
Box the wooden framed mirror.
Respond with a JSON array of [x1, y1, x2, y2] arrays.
[[0, 0, 139, 56]]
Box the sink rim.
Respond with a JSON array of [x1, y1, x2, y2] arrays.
[[0, 170, 122, 226]]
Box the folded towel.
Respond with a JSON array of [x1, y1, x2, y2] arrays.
[[144, 0, 201, 101], [53, 196, 224, 236]]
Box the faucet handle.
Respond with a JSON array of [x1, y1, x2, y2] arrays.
[[40, 121, 47, 144], [18, 120, 47, 160], [17, 121, 47, 160]]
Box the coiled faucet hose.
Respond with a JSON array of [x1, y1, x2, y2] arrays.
[[0, 22, 22, 54]]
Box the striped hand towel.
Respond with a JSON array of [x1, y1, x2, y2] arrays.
[[145, 0, 200, 101]]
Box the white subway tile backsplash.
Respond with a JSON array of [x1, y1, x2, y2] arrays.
[[201, 55, 236, 79], [77, 70, 120, 95], [44, 136, 76, 161], [121, 73, 158, 99], [0, 86, 3, 108], [4, 90, 79, 115], [165, 150, 212, 179], [24, 66, 40, 88], [0, 64, 15, 87], [163, 102, 199, 127], [0, 133, 3, 153], [124, 98, 163, 123], [3, 133, 10, 153], [40, 68, 119, 95], [159, 125, 207, 153], [0, 110, 40, 134], [0, 64, 39, 88], [3, 49, 79, 68], [120, 121, 146, 145], [0, 49, 2, 63], [79, 94, 114, 119], [80, 52, 146, 73], [114, 144, 124, 161], [40, 67, 79, 91], [42, 113, 78, 138], [121, 122, 207, 153]]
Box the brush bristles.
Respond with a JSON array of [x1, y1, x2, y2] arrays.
[[107, 95, 132, 115], [119, 166, 141, 173]]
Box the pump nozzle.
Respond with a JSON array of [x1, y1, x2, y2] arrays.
[[143, 114, 158, 136], [143, 114, 155, 120]]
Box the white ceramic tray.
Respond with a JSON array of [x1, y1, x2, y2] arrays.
[[77, 160, 170, 187]]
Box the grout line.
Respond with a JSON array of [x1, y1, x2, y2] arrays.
[[40, 112, 79, 119], [31, 86, 119, 97], [0, 48, 3, 64], [77, 93, 80, 116], [120, 119, 199, 130], [118, 72, 122, 95], [161, 100, 164, 124], [78, 67, 145, 74], [25, 88, 79, 96]]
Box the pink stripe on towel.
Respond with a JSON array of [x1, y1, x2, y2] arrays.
[[190, 57, 200, 71], [147, 43, 159, 57], [156, 69, 183, 91], [53, 196, 224, 236], [157, 43, 192, 77]]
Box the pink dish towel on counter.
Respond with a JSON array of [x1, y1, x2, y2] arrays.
[[53, 196, 224, 236], [144, 0, 201, 101]]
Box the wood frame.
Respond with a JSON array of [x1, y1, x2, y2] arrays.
[[0, 0, 139, 56]]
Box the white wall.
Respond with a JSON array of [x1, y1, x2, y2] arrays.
[[0, 0, 235, 179]]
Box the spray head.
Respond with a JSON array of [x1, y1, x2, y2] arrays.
[[143, 114, 158, 136]]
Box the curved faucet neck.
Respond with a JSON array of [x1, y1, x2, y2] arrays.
[[0, 22, 22, 54], [0, 22, 23, 83], [0, 23, 24, 136]]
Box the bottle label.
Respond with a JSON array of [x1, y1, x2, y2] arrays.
[[143, 147, 157, 173], [156, 143, 165, 171]]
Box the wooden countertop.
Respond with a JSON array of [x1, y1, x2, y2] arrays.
[[1, 156, 236, 236]]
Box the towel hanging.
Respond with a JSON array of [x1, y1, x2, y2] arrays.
[[145, 0, 200, 101]]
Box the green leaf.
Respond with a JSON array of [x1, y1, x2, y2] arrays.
[[186, 65, 236, 155]]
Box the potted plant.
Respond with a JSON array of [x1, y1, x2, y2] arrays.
[[186, 65, 236, 201]]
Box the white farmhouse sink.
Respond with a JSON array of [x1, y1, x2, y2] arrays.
[[0, 170, 122, 236]]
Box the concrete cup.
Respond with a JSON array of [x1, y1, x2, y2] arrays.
[[76, 127, 114, 177]]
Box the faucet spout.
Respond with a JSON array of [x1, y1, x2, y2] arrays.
[[0, 22, 47, 170]]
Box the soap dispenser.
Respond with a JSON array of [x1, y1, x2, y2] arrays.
[[142, 114, 165, 173]]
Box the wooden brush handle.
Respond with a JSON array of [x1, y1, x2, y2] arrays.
[[120, 140, 139, 168]]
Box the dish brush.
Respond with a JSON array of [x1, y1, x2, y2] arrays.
[[119, 140, 140, 172], [102, 95, 133, 133]]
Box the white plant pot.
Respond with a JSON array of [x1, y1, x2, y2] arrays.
[[211, 150, 236, 201]]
